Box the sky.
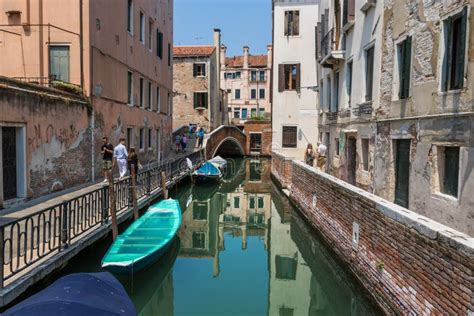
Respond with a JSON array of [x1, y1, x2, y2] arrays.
[[174, 0, 272, 56]]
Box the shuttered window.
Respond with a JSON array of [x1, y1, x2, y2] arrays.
[[443, 147, 460, 197], [251, 89, 257, 99], [346, 61, 353, 106], [284, 11, 299, 36], [442, 7, 467, 91], [282, 126, 297, 148], [193, 92, 208, 108], [365, 46, 374, 101], [398, 37, 412, 99], [127, 71, 133, 105], [278, 64, 300, 91], [156, 29, 163, 58], [343, 0, 355, 26], [127, 0, 133, 33], [49, 46, 70, 82], [193, 63, 206, 77]]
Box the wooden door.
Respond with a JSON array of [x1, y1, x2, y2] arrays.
[[346, 137, 356, 185], [2, 127, 17, 200], [395, 139, 410, 208]]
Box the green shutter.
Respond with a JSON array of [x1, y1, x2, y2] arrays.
[[193, 93, 198, 108], [193, 64, 197, 77], [455, 7, 467, 89], [204, 93, 208, 108], [158, 32, 163, 58], [400, 37, 412, 99], [442, 18, 452, 92]]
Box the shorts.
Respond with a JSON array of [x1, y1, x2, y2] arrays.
[[102, 160, 113, 170]]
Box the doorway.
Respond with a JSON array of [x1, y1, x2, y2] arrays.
[[2, 127, 17, 200], [394, 139, 410, 208], [346, 137, 356, 185]]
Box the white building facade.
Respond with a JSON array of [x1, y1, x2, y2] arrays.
[[272, 0, 320, 159]]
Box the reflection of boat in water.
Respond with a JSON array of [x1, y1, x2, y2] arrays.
[[209, 155, 227, 170], [119, 238, 180, 316], [102, 199, 182, 274], [192, 182, 220, 201]]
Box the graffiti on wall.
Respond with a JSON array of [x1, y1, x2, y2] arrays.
[[28, 124, 80, 152]]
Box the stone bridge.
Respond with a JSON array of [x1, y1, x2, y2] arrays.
[[203, 125, 246, 160]]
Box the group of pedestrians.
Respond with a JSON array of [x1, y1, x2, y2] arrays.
[[174, 125, 205, 153], [304, 142, 327, 170], [101, 137, 141, 182]]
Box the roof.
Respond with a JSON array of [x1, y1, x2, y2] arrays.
[[173, 46, 215, 57], [225, 55, 268, 68]]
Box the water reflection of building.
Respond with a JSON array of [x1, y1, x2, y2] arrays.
[[268, 194, 314, 316]]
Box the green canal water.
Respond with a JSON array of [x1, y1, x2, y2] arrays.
[[21, 158, 381, 315]]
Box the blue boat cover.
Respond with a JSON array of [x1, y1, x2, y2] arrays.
[[195, 161, 221, 176], [4, 272, 136, 316]]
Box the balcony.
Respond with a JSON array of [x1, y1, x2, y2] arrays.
[[352, 101, 373, 117], [319, 28, 345, 68]]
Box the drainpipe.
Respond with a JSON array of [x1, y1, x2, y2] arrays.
[[79, 0, 84, 90], [38, 0, 44, 78]]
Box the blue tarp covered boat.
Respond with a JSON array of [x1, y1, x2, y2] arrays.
[[101, 199, 182, 274], [3, 272, 136, 316], [192, 161, 222, 185]]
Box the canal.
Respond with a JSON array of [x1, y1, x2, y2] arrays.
[[16, 158, 381, 315]]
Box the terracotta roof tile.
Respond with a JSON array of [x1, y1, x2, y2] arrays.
[[225, 55, 268, 68], [173, 46, 215, 57]]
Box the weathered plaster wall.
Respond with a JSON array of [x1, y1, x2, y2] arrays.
[[0, 80, 91, 199]]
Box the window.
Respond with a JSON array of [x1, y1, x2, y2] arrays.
[[327, 76, 332, 112], [282, 126, 297, 148], [335, 138, 340, 156], [127, 0, 133, 34], [250, 161, 262, 181], [346, 61, 353, 106], [251, 108, 257, 117], [139, 12, 145, 44], [278, 64, 300, 91], [139, 128, 144, 150], [235, 89, 241, 100], [126, 128, 133, 148], [260, 109, 265, 116], [156, 29, 163, 58], [258, 197, 264, 208], [156, 86, 160, 112], [343, 0, 355, 27], [251, 71, 257, 82], [259, 89, 265, 99], [148, 82, 152, 109], [193, 202, 208, 220], [49, 46, 70, 82], [334, 72, 340, 112], [194, 92, 208, 108], [275, 255, 297, 280], [251, 89, 257, 99], [250, 133, 262, 152], [361, 138, 369, 171], [127, 71, 133, 105], [193, 63, 206, 77], [192, 232, 206, 249], [139, 77, 144, 108], [235, 71, 241, 78], [319, 80, 324, 109], [259, 71, 265, 81], [234, 197, 240, 208], [249, 196, 256, 209], [167, 92, 171, 115], [284, 11, 299, 36], [365, 46, 374, 101], [148, 19, 153, 50], [397, 37, 412, 99], [241, 108, 248, 119], [168, 43, 171, 67], [233, 107, 240, 119], [442, 8, 467, 91], [148, 129, 152, 149], [440, 146, 460, 197]]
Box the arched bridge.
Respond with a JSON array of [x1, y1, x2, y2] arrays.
[[204, 125, 246, 160]]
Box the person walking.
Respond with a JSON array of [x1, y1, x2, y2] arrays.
[[114, 138, 128, 180], [181, 133, 188, 153], [188, 124, 194, 139], [197, 128, 204, 149], [316, 141, 327, 170], [175, 134, 182, 153], [304, 143, 316, 167], [101, 136, 114, 182], [127, 148, 140, 177]]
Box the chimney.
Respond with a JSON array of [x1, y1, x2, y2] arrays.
[[267, 44, 273, 68], [243, 46, 249, 69], [220, 44, 227, 70]]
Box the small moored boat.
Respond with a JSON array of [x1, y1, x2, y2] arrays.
[[209, 155, 227, 170], [3, 272, 136, 316], [192, 161, 222, 185], [101, 199, 182, 274]]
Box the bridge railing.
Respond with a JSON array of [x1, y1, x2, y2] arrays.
[[0, 150, 204, 289]]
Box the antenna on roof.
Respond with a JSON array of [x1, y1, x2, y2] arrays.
[[194, 36, 204, 44]]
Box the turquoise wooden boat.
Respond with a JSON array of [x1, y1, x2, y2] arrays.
[[101, 199, 182, 274]]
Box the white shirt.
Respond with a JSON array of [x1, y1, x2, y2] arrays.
[[114, 143, 128, 160], [317, 144, 327, 157]]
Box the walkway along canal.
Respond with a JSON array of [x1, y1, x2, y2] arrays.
[[4, 158, 381, 315]]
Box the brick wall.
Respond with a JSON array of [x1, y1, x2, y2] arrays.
[[272, 153, 474, 314], [271, 152, 293, 189]]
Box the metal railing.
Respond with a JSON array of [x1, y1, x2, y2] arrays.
[[320, 28, 334, 60], [0, 150, 204, 288]]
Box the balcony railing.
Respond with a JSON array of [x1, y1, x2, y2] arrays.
[[352, 101, 373, 117], [319, 28, 345, 68]]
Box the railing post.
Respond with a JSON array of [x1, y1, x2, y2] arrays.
[[101, 185, 109, 224], [146, 170, 151, 196], [61, 200, 69, 249], [0, 226, 4, 289], [128, 177, 133, 208]]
